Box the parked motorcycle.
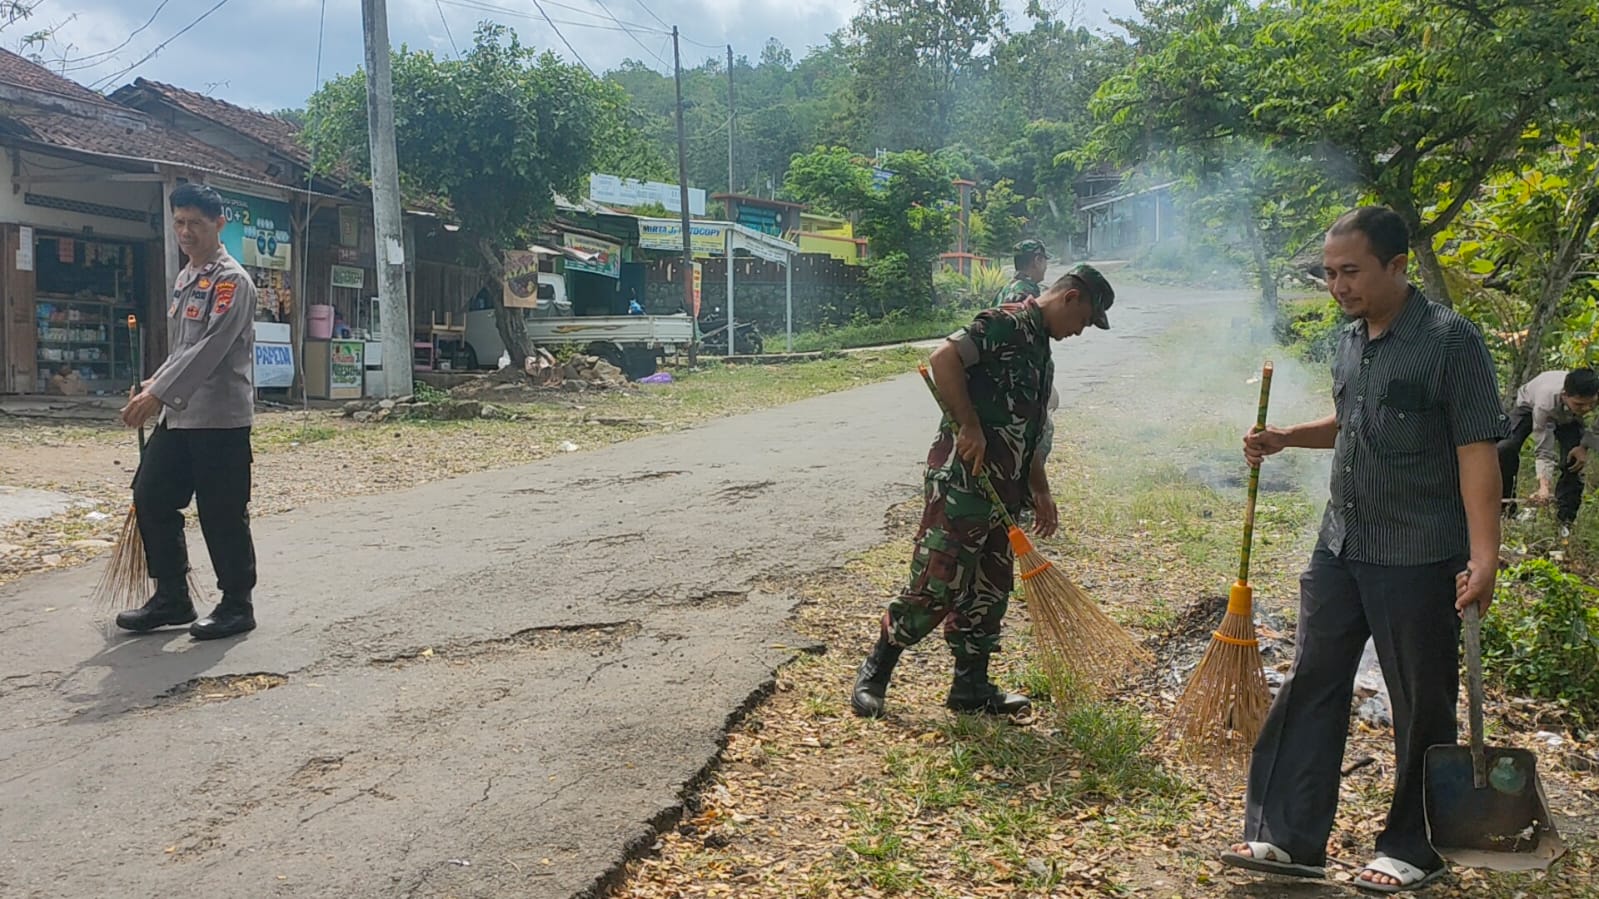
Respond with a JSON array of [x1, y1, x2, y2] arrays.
[[697, 306, 765, 355]]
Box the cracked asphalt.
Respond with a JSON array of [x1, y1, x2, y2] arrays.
[[0, 281, 1241, 898]]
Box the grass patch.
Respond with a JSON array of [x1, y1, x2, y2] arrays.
[[788, 310, 974, 352]]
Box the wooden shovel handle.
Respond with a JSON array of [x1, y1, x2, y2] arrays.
[[1463, 602, 1487, 789]]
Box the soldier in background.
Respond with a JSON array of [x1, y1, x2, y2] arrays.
[[851, 264, 1115, 719], [116, 183, 260, 641], [993, 239, 1049, 306]]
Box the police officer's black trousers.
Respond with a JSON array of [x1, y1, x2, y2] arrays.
[[1498, 405, 1584, 522], [1243, 545, 1461, 871], [134, 423, 256, 595]]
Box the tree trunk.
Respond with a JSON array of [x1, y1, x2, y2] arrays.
[[1410, 236, 1454, 307], [1508, 186, 1599, 401], [1245, 214, 1278, 310], [475, 239, 535, 368]]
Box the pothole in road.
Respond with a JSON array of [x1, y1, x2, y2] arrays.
[[159, 673, 288, 707], [369, 619, 643, 668]]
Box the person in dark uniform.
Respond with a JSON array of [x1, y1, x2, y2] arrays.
[[1222, 207, 1506, 893], [116, 183, 260, 640], [993, 239, 1049, 306]]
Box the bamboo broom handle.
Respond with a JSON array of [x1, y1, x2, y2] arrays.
[[917, 364, 1020, 532], [1239, 362, 1274, 585]]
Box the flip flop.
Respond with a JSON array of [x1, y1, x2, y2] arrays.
[[1219, 841, 1326, 879], [1353, 856, 1447, 893]]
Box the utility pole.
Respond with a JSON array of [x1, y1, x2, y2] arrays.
[[674, 26, 697, 363], [361, 0, 412, 397], [726, 44, 735, 197]]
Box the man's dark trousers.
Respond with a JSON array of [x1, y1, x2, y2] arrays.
[[1243, 545, 1461, 870], [134, 422, 256, 594], [1499, 405, 1584, 523]]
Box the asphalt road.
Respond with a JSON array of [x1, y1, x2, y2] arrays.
[[0, 281, 1249, 898]]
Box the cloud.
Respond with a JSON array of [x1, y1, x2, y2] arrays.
[[27, 0, 1138, 111]]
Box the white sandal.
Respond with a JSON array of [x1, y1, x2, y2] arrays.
[[1219, 841, 1326, 879], [1353, 856, 1447, 893]]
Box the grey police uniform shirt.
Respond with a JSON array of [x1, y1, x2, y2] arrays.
[[1513, 370, 1599, 481], [149, 249, 257, 430]]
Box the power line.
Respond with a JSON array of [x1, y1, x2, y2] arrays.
[[629, 0, 669, 29], [587, 0, 668, 67], [435, 0, 462, 56], [439, 0, 664, 35], [528, 0, 595, 75], [88, 0, 235, 91], [57, 0, 172, 72]]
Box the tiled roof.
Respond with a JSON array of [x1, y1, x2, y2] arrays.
[[114, 77, 306, 163], [0, 50, 291, 185], [0, 49, 117, 109]]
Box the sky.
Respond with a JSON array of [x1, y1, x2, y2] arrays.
[[18, 0, 1142, 113]]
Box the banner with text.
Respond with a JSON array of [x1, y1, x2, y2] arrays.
[[637, 218, 727, 256], [561, 233, 622, 278], [218, 190, 292, 271]]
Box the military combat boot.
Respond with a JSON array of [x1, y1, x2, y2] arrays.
[[114, 580, 197, 632], [945, 654, 1031, 716], [190, 592, 256, 641], [851, 629, 904, 718]]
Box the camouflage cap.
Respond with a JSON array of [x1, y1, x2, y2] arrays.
[[1068, 262, 1114, 330], [1014, 238, 1049, 259]]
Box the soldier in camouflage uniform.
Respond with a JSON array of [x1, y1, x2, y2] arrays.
[[993, 239, 1050, 306], [852, 263, 1117, 718]]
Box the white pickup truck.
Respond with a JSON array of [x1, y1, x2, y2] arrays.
[[461, 275, 694, 379]]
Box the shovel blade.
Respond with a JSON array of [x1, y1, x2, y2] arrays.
[[1424, 744, 1567, 872]]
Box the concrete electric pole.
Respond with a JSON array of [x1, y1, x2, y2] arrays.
[[361, 0, 414, 397]]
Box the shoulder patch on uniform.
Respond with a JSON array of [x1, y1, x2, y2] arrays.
[[213, 280, 237, 315]]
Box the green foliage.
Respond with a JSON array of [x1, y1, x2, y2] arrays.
[[933, 261, 1009, 307], [1482, 560, 1599, 727], [1275, 297, 1346, 362], [785, 147, 956, 312], [975, 180, 1026, 258], [305, 24, 621, 254]]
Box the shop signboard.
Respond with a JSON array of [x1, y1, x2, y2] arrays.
[[588, 173, 706, 215], [561, 233, 621, 278], [330, 340, 364, 394], [254, 344, 295, 388], [637, 218, 726, 256], [218, 190, 292, 271], [331, 265, 366, 289], [502, 249, 542, 309]]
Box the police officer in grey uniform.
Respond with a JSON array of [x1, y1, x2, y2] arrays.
[[117, 183, 259, 640]]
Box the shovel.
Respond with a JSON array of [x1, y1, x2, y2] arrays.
[[1423, 603, 1567, 871]]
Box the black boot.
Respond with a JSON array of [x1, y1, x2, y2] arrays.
[[114, 580, 197, 632], [946, 654, 1031, 715], [190, 593, 256, 640], [851, 630, 904, 718]]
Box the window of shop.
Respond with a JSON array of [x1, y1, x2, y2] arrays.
[[33, 233, 150, 396]]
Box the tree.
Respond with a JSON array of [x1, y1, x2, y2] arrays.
[[976, 179, 1025, 258], [1244, 0, 1599, 305], [1437, 134, 1599, 396], [784, 146, 956, 313], [844, 0, 1006, 151], [305, 25, 622, 365], [1087, 0, 1346, 307]]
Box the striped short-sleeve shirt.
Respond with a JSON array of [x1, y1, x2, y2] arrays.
[[1319, 288, 1508, 566]]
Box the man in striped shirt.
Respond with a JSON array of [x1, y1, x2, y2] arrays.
[[1222, 207, 1506, 893], [1498, 368, 1599, 527]]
